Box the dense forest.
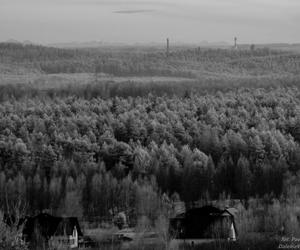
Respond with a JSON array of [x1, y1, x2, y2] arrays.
[[1, 87, 300, 220], [1, 43, 300, 229]]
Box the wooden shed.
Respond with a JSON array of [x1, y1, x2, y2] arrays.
[[169, 205, 237, 240], [22, 213, 83, 248]]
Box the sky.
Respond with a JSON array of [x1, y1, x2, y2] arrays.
[[0, 0, 299, 44]]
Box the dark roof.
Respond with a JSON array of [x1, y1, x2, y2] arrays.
[[172, 205, 235, 219], [169, 205, 238, 239], [172, 201, 243, 218], [22, 213, 83, 241], [185, 206, 223, 217]]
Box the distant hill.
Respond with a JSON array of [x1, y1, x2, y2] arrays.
[[5, 39, 21, 44], [3, 39, 36, 46], [49, 41, 105, 48], [238, 43, 300, 53], [2, 39, 300, 52], [1, 41, 299, 79], [42, 41, 300, 53], [48, 40, 231, 49]]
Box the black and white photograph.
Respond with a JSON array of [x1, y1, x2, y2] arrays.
[[0, 0, 300, 249]]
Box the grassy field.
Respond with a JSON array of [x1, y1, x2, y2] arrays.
[[0, 73, 196, 87]]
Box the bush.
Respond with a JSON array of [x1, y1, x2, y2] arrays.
[[0, 211, 28, 250]]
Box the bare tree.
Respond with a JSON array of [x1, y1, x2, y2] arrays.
[[0, 193, 28, 250]]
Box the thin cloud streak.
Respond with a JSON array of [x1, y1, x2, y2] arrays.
[[113, 9, 155, 14]]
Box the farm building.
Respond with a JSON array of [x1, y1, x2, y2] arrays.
[[21, 213, 83, 248], [169, 205, 237, 240]]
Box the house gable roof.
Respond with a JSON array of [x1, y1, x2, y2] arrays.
[[22, 213, 83, 241]]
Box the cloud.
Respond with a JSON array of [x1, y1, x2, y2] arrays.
[[113, 9, 155, 14]]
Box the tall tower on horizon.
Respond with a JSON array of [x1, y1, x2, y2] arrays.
[[233, 37, 238, 49], [166, 38, 170, 57]]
